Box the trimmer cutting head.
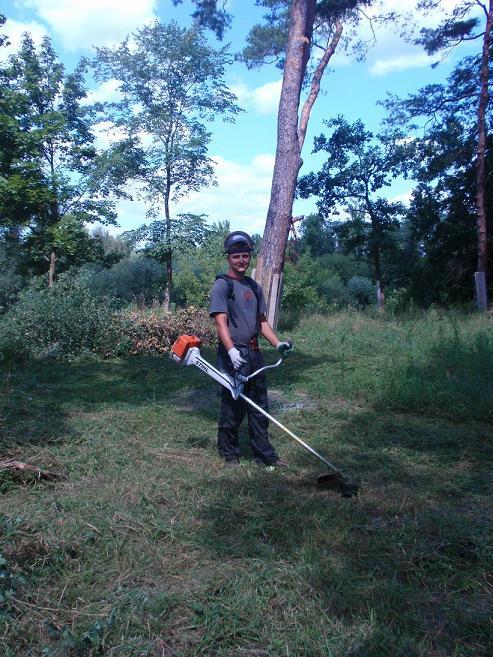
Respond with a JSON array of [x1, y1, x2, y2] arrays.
[[317, 471, 360, 497]]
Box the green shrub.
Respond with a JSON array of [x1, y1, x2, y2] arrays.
[[0, 272, 126, 361], [85, 256, 166, 305], [317, 274, 349, 307], [347, 276, 375, 308]]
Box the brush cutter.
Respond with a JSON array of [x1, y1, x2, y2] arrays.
[[171, 335, 359, 497]]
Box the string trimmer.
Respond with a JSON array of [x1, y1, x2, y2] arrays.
[[171, 335, 359, 497]]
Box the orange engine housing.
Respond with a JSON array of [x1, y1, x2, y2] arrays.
[[171, 334, 202, 360]]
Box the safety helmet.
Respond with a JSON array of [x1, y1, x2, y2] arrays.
[[224, 231, 254, 254]]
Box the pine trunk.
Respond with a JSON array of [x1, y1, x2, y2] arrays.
[[48, 247, 56, 288], [475, 0, 492, 310], [162, 170, 172, 311], [255, 0, 316, 326]]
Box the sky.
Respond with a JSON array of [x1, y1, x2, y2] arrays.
[[2, 0, 481, 237]]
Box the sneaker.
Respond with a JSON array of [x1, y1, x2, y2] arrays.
[[224, 459, 241, 468], [262, 458, 288, 471]]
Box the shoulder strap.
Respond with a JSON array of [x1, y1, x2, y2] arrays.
[[215, 274, 237, 327]]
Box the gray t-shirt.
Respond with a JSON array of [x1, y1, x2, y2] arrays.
[[209, 276, 267, 346]]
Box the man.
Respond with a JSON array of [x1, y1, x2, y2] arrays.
[[209, 230, 292, 468]]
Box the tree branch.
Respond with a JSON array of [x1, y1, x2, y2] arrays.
[[298, 20, 343, 152]]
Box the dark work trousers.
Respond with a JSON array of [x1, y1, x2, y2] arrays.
[[217, 344, 279, 464]]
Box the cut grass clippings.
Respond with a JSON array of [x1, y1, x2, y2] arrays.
[[1, 310, 492, 656]]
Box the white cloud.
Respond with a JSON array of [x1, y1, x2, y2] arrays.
[[84, 79, 122, 105], [18, 0, 158, 51], [0, 18, 48, 59], [345, 0, 484, 77], [231, 79, 282, 115], [370, 53, 436, 76], [391, 190, 413, 206], [173, 154, 275, 234], [109, 151, 316, 235]]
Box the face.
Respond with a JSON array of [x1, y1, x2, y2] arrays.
[[227, 251, 251, 276]]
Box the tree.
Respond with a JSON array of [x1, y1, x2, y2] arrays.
[[298, 117, 406, 310], [94, 21, 240, 309], [414, 0, 493, 308], [122, 212, 210, 306], [299, 213, 337, 256], [176, 1, 394, 324], [1, 34, 120, 285]]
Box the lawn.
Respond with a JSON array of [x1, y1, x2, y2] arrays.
[[1, 310, 492, 656]]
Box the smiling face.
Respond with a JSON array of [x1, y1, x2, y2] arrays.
[[227, 251, 252, 278]]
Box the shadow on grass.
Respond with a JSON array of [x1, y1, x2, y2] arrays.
[[192, 448, 492, 656], [0, 347, 319, 451]]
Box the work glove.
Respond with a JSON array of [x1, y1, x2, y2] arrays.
[[228, 347, 247, 370], [276, 340, 293, 357]]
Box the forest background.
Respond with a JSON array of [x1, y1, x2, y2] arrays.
[[1, 0, 492, 359]]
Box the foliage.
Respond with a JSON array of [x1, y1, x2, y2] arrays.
[[0, 272, 125, 361], [346, 274, 375, 307], [85, 257, 166, 306], [93, 21, 240, 304], [172, 220, 231, 307], [0, 241, 24, 312], [1, 34, 121, 282], [381, 44, 493, 303], [281, 260, 322, 311], [298, 213, 337, 256], [299, 117, 410, 306]]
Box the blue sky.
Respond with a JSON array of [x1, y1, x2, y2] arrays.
[[2, 0, 480, 236]]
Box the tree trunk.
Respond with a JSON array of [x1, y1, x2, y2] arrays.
[[475, 0, 492, 310], [373, 247, 384, 313], [162, 170, 172, 311], [255, 0, 316, 326], [48, 247, 56, 288]]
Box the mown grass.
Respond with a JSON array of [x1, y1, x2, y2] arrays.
[[1, 310, 492, 656]]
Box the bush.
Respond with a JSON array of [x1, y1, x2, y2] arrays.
[[317, 274, 349, 307], [85, 256, 166, 305], [347, 276, 375, 308], [281, 261, 322, 312], [0, 272, 126, 361]]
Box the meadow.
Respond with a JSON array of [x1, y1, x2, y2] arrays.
[[1, 310, 492, 656]]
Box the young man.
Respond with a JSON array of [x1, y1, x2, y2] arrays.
[[209, 230, 292, 468]]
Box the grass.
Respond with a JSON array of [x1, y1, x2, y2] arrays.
[[1, 309, 492, 656]]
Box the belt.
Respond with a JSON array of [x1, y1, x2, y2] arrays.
[[249, 336, 259, 350]]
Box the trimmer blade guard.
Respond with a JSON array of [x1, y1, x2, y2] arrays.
[[171, 335, 202, 362], [317, 472, 360, 497]]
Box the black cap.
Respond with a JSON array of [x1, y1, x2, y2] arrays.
[[224, 231, 254, 254]]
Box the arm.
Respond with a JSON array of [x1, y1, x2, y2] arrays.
[[259, 315, 293, 356], [213, 312, 247, 370], [259, 315, 280, 347], [213, 313, 235, 352]]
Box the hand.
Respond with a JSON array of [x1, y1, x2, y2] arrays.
[[276, 340, 293, 357], [228, 347, 247, 370]]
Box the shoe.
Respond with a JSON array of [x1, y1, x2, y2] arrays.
[[262, 458, 288, 471], [224, 459, 241, 468]]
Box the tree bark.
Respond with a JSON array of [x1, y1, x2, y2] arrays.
[[162, 169, 172, 311], [255, 1, 343, 325], [255, 0, 315, 325], [48, 247, 56, 288], [475, 0, 492, 310]]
